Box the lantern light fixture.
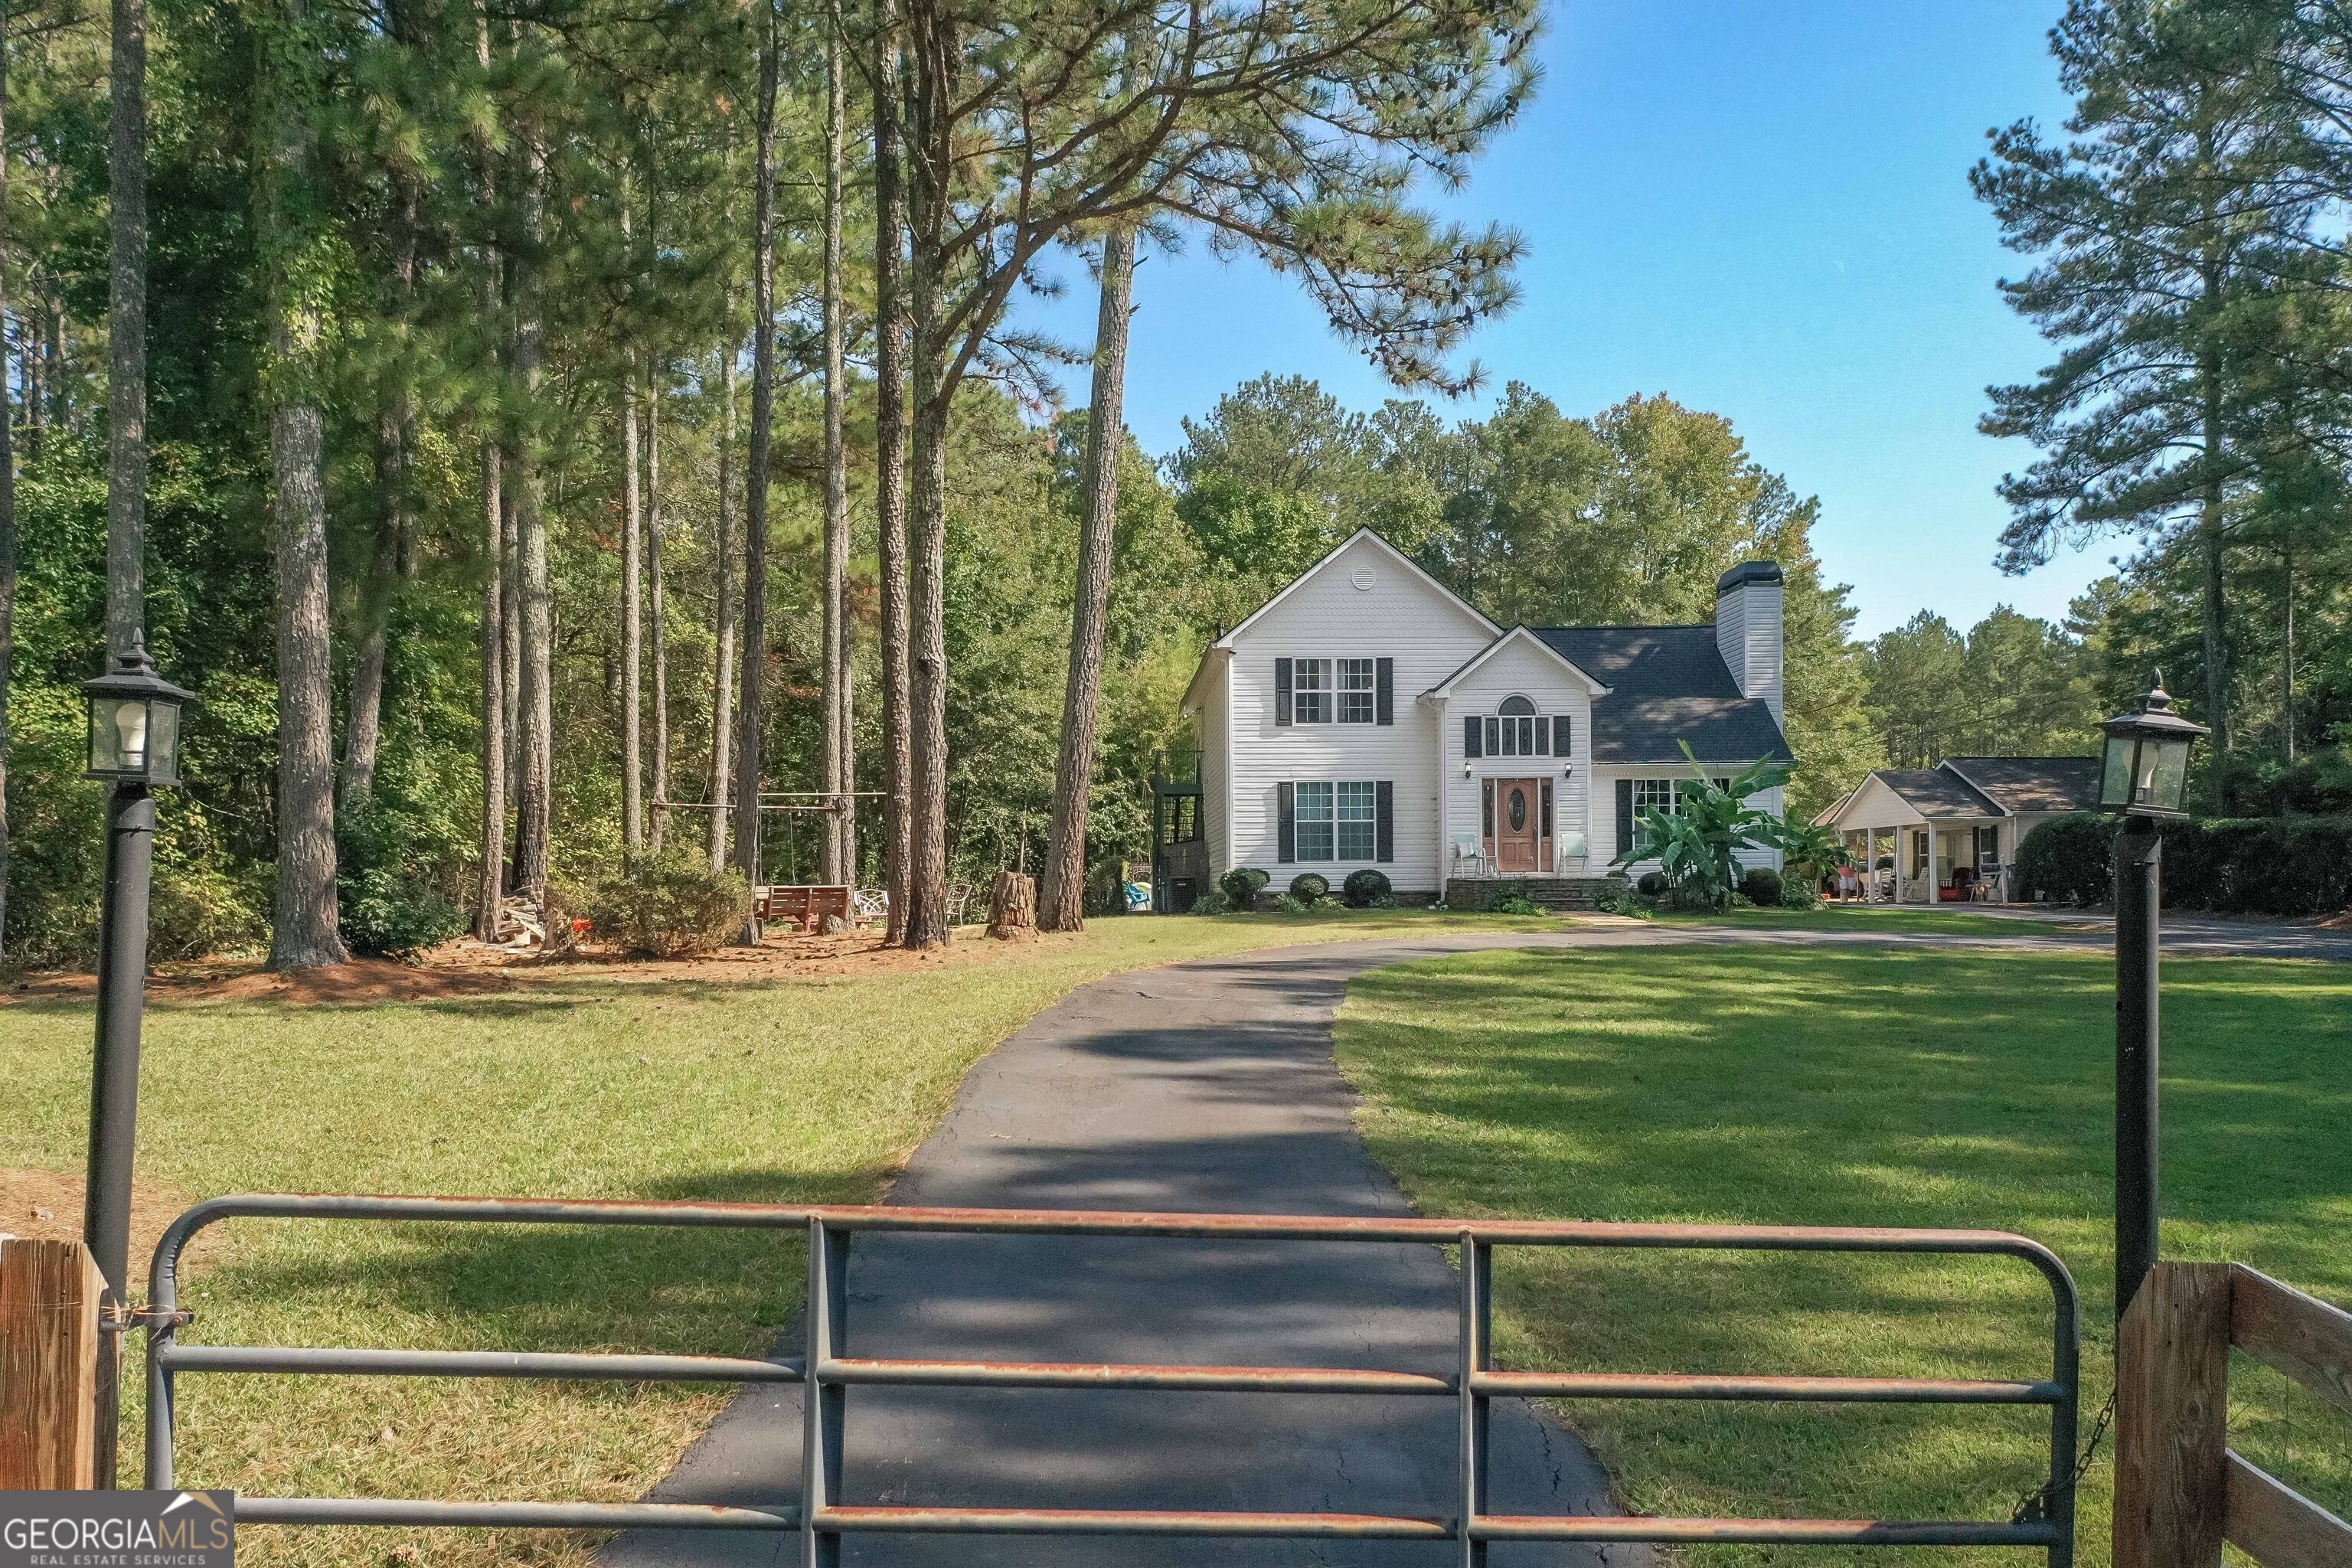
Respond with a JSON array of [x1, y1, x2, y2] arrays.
[[2099, 672, 2207, 820], [83, 632, 194, 787]]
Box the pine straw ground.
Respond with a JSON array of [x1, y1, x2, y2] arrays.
[[0, 906, 1553, 1568]]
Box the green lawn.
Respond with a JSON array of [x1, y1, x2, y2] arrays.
[[1335, 943, 2352, 1566], [0, 906, 1549, 1568], [1642, 904, 2102, 938]]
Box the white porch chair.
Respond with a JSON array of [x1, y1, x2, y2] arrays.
[[852, 887, 890, 924], [1450, 834, 1491, 879]]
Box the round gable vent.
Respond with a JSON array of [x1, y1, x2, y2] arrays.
[[1351, 564, 1377, 591]]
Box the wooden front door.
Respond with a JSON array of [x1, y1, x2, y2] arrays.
[[1494, 777, 1542, 873]]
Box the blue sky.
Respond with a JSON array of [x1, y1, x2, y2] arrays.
[[1018, 1, 2100, 640]]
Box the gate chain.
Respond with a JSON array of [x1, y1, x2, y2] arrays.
[[2012, 1388, 2115, 1524]]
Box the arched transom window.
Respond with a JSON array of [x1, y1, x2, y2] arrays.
[[1485, 696, 1547, 759]]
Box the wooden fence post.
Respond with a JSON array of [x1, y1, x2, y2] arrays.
[[0, 1236, 106, 1488], [2115, 1259, 2233, 1568]]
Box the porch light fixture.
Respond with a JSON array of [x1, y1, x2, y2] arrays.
[[1463, 760, 1473, 779], [83, 633, 194, 787], [2098, 673, 2206, 821]]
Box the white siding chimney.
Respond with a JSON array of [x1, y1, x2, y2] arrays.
[[1715, 561, 1785, 723]]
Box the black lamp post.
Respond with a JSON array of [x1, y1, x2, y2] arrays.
[[81, 631, 192, 1486], [2098, 672, 2205, 1321]]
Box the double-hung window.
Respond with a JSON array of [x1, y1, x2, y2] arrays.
[[1632, 777, 1737, 817], [1295, 782, 1335, 861], [1336, 782, 1377, 860], [1632, 778, 1677, 815], [1338, 659, 1376, 724], [1292, 659, 1332, 724]]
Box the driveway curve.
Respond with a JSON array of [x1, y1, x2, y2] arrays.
[[605, 913, 2341, 1567]]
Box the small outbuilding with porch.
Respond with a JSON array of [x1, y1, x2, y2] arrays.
[[1811, 756, 2100, 903]]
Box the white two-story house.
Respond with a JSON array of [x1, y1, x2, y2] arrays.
[[1162, 529, 1792, 908]]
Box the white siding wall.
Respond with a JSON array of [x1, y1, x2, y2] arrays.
[[1225, 535, 1494, 890], [1716, 582, 1785, 722], [1440, 639, 1597, 873]]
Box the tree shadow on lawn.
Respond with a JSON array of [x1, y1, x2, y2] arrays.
[[1334, 945, 2352, 1543]]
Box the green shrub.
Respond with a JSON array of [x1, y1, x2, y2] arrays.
[[1341, 868, 1391, 908], [2017, 811, 2352, 915], [1221, 867, 1270, 908], [1738, 867, 1784, 907], [337, 794, 470, 959], [1271, 893, 1310, 913], [1636, 871, 1667, 897], [1288, 871, 1329, 904], [1592, 877, 1645, 916], [1779, 877, 1821, 910], [338, 866, 467, 959], [587, 854, 753, 957], [2165, 815, 2352, 916], [1489, 893, 1543, 915], [2014, 813, 2118, 905], [1190, 887, 1233, 915]]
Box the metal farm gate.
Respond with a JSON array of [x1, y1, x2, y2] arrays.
[[141, 1193, 2082, 1565]]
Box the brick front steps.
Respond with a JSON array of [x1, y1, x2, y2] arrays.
[[1444, 877, 1623, 913]]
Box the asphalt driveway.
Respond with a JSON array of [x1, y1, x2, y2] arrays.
[[601, 910, 2340, 1566]]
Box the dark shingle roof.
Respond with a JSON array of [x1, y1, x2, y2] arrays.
[[1941, 756, 2101, 815], [1532, 626, 1792, 764], [1873, 769, 2002, 818]]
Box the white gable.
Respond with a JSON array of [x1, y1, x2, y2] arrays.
[[1217, 531, 1497, 652], [1818, 773, 1929, 831]]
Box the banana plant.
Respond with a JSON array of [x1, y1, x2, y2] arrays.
[[1613, 743, 1795, 909], [1769, 816, 1857, 886]]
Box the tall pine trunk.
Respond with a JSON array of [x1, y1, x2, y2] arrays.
[[902, 1, 953, 948], [478, 428, 505, 936], [2197, 344, 2231, 809], [474, 5, 505, 940], [510, 128, 554, 907], [820, 3, 851, 886], [622, 363, 644, 858], [707, 336, 737, 871], [263, 2, 345, 972], [0, 0, 15, 961], [732, 0, 781, 921], [105, 0, 145, 655], [648, 367, 669, 858], [341, 67, 419, 812], [873, 0, 911, 941], [1039, 227, 1134, 932], [2282, 541, 2295, 761]]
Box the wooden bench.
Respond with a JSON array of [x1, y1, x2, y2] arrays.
[[753, 884, 854, 933]]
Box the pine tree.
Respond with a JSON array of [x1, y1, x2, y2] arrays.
[[1976, 0, 2311, 776], [261, 0, 348, 970]]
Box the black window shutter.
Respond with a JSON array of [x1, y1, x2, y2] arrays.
[[1375, 781, 1394, 863], [1375, 658, 1393, 725], [1277, 782, 1295, 863], [1463, 714, 1481, 757], [1615, 779, 1634, 857], [1275, 658, 1292, 727], [1554, 714, 1573, 756]]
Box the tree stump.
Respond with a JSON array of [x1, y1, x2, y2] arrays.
[[988, 870, 1037, 939]]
